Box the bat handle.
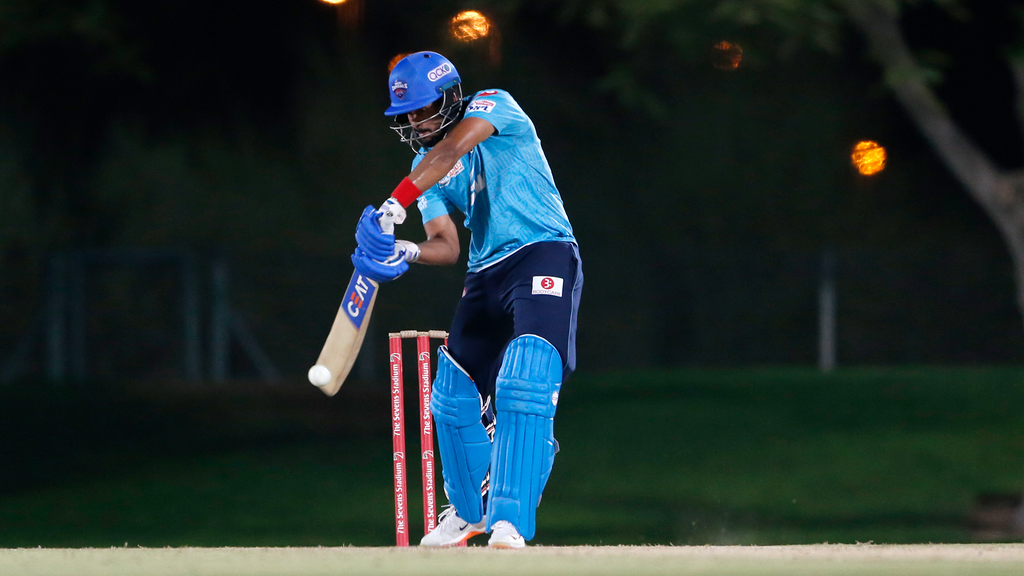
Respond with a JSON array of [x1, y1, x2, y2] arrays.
[[379, 210, 396, 235], [378, 198, 407, 235]]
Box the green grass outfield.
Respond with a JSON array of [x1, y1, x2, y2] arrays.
[[3, 545, 1024, 576], [2, 367, 1024, 546]]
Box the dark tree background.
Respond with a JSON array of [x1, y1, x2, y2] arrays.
[[2, 0, 1022, 377]]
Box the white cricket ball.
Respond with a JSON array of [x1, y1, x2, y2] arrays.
[[308, 364, 332, 387]]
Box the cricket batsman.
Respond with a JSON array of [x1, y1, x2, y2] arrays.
[[351, 51, 582, 548]]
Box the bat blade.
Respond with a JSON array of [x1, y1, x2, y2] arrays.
[[310, 271, 379, 396]]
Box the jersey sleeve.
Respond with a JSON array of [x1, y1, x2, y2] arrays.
[[416, 186, 457, 224], [464, 90, 530, 137], [408, 154, 456, 223]]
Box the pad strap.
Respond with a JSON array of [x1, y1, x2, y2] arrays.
[[486, 335, 563, 540], [430, 346, 491, 524]]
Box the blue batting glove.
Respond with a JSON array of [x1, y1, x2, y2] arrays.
[[352, 247, 409, 283], [355, 205, 396, 262]]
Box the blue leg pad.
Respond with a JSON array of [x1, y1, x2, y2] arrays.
[[486, 334, 562, 541], [430, 346, 491, 524]]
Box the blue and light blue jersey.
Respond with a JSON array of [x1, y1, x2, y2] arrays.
[[412, 89, 575, 272]]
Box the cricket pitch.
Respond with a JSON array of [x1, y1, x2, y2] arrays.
[[3, 544, 1024, 576]]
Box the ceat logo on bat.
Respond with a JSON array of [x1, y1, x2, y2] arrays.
[[391, 80, 408, 99], [345, 273, 376, 328], [532, 276, 564, 297]]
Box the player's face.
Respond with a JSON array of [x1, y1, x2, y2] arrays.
[[406, 100, 445, 147]]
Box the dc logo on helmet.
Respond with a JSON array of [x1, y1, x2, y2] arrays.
[[427, 63, 453, 83], [391, 80, 408, 99]]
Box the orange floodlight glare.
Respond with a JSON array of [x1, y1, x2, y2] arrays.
[[851, 141, 887, 176], [388, 53, 411, 73], [712, 41, 743, 70], [451, 10, 491, 42]]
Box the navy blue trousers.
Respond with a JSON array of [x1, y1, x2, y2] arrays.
[[447, 241, 583, 400]]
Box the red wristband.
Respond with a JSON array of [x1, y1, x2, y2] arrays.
[[391, 177, 422, 208]]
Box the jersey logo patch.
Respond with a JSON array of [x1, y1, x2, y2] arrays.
[[532, 276, 564, 297], [467, 99, 496, 114], [476, 90, 499, 97], [438, 159, 464, 186], [417, 195, 428, 211]]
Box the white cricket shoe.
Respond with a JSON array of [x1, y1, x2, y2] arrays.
[[487, 520, 526, 549], [420, 507, 486, 547]]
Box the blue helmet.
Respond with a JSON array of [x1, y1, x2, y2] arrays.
[[385, 52, 464, 151]]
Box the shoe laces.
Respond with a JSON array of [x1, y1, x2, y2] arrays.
[[437, 505, 458, 525]]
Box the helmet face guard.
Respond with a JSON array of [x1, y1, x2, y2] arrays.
[[389, 83, 464, 152], [384, 52, 464, 152]]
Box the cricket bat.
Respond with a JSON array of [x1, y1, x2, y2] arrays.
[[308, 205, 402, 396], [307, 271, 378, 396]]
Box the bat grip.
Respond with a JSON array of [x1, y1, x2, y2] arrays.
[[379, 211, 395, 235]]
